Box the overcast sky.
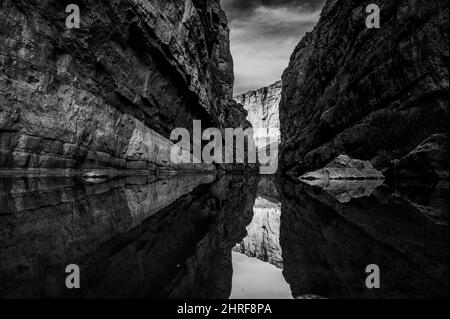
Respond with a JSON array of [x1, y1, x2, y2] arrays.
[[221, 0, 325, 95]]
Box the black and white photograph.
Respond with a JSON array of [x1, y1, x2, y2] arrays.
[[0, 0, 448, 309]]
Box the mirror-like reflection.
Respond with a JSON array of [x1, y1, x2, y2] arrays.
[[280, 179, 449, 299], [232, 177, 292, 299], [0, 173, 219, 298], [234, 195, 283, 268], [230, 252, 292, 299], [0, 173, 448, 299]]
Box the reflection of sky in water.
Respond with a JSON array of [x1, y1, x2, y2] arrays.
[[230, 252, 293, 299], [230, 191, 292, 299], [234, 196, 283, 268]]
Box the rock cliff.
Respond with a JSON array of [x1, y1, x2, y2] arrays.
[[234, 81, 281, 149], [279, 0, 449, 176], [0, 0, 248, 171]]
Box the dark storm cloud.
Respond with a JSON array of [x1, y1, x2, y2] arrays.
[[221, 0, 326, 95], [222, 0, 325, 20]]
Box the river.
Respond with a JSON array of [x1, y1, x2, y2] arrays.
[[0, 173, 447, 298]]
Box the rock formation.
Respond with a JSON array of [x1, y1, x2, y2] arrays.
[[234, 81, 281, 149], [0, 0, 249, 172], [299, 155, 385, 202], [300, 155, 384, 181], [279, 0, 449, 177]]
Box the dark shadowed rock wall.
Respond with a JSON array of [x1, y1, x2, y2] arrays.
[[0, 0, 248, 171], [279, 0, 449, 175]]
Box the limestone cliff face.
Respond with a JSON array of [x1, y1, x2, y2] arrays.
[[279, 0, 449, 175], [0, 0, 247, 171], [235, 81, 281, 149]]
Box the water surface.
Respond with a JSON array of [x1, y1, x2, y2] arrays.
[[0, 173, 448, 299]]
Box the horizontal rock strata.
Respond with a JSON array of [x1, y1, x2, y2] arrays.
[[0, 0, 248, 172]]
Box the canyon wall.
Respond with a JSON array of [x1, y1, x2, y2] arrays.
[[0, 0, 248, 171], [279, 0, 449, 176], [235, 81, 281, 149]]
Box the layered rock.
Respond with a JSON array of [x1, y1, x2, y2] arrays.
[[234, 81, 281, 149], [0, 0, 248, 171], [279, 0, 449, 176]]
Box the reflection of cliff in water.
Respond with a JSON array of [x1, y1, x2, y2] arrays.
[[231, 177, 292, 299], [0, 173, 447, 299], [279, 178, 449, 299], [234, 178, 283, 268], [0, 174, 257, 298], [78, 174, 257, 299]]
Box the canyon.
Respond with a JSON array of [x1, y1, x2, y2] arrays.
[[1, 0, 447, 179], [0, 0, 448, 301]]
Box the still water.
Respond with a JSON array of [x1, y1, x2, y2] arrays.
[[0, 173, 448, 299]]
